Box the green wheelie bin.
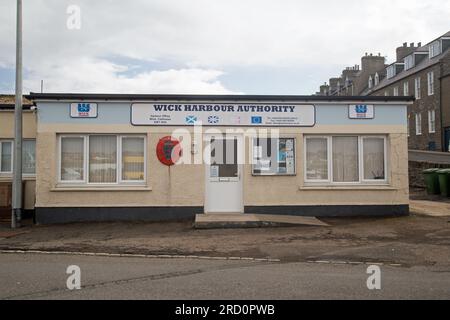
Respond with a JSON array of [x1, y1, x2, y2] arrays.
[[423, 168, 440, 195], [437, 169, 450, 197]]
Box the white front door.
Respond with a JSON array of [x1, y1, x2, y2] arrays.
[[204, 134, 244, 214]]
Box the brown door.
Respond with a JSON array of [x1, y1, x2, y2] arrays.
[[0, 183, 12, 221]]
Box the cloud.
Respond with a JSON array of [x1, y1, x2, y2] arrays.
[[23, 57, 238, 94], [0, 0, 449, 94]]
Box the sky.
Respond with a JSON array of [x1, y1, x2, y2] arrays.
[[0, 0, 449, 95]]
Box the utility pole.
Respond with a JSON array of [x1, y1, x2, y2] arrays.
[[12, 0, 23, 229]]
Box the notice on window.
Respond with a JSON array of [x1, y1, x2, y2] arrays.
[[210, 165, 219, 178]]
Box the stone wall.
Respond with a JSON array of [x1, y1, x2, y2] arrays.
[[409, 161, 450, 188]]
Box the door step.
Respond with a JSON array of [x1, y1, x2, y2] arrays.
[[194, 213, 329, 229]]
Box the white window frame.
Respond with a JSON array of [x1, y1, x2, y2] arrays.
[[0, 139, 36, 176], [387, 65, 395, 79], [393, 87, 399, 96], [415, 113, 422, 136], [374, 73, 379, 86], [303, 135, 388, 186], [407, 114, 410, 137], [404, 55, 414, 70], [119, 135, 147, 184], [427, 71, 434, 96], [22, 139, 37, 176], [404, 82, 409, 96], [415, 77, 421, 99], [361, 136, 388, 183], [428, 110, 436, 134], [304, 136, 331, 184], [0, 140, 14, 174], [429, 41, 441, 59], [58, 135, 87, 184], [58, 134, 147, 186]]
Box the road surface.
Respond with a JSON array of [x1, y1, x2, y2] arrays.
[[1, 253, 449, 300]]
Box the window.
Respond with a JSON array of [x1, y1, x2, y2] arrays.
[[22, 140, 36, 174], [374, 73, 379, 86], [393, 87, 399, 96], [384, 91, 389, 96], [305, 137, 328, 181], [427, 71, 434, 96], [362, 137, 386, 180], [89, 135, 117, 183], [332, 136, 359, 183], [407, 114, 410, 137], [415, 77, 421, 99], [0, 139, 36, 175], [387, 65, 395, 79], [428, 110, 436, 134], [59, 135, 146, 185], [252, 138, 295, 175], [60, 137, 85, 181], [368, 76, 373, 89], [404, 55, 414, 70], [429, 41, 441, 58], [404, 82, 409, 96], [415, 113, 422, 135], [121, 137, 145, 181], [0, 141, 13, 173], [304, 136, 387, 185]]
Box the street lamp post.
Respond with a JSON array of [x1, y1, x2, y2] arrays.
[[12, 0, 23, 229]]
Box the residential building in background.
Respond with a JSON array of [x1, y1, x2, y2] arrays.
[[316, 31, 450, 152]]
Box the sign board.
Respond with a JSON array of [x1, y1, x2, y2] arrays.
[[131, 103, 315, 127], [70, 103, 98, 118], [349, 104, 374, 119]]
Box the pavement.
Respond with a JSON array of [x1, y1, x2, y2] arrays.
[[409, 150, 450, 164], [410, 200, 450, 217], [1, 210, 450, 268], [194, 213, 329, 229], [1, 253, 449, 300]]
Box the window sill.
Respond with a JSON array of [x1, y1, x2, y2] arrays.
[[299, 185, 397, 191], [51, 185, 152, 192]]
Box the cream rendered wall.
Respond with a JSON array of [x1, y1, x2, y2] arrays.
[[35, 123, 409, 208], [0, 110, 37, 210]]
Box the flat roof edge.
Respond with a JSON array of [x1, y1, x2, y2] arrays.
[[26, 92, 415, 103]]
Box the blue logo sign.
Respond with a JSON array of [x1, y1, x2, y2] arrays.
[[208, 115, 219, 124], [355, 104, 368, 114], [77, 103, 90, 113], [251, 116, 263, 124], [185, 115, 198, 124]]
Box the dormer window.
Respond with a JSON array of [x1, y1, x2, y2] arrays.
[[429, 41, 441, 58], [368, 75, 373, 89], [374, 73, 379, 86], [404, 55, 414, 70], [386, 65, 395, 79]]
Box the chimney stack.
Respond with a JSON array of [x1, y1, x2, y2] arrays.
[[397, 42, 418, 61]]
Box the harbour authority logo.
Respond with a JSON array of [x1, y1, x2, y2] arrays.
[[70, 102, 97, 118], [77, 103, 91, 113], [349, 104, 374, 119], [355, 104, 368, 117]]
